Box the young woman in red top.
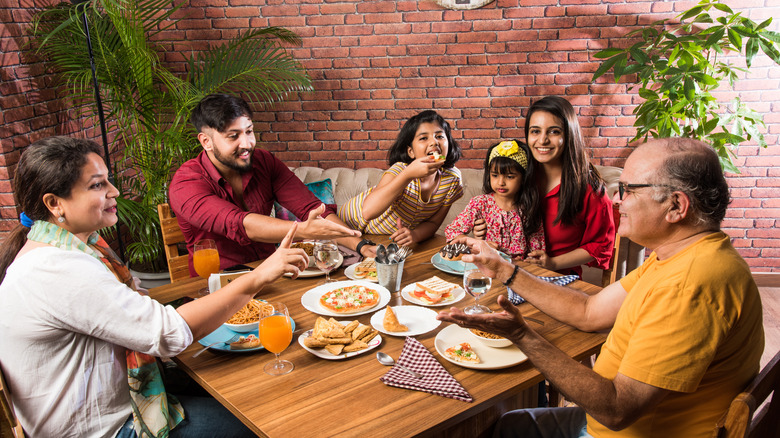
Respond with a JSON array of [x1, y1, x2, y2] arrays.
[[521, 96, 615, 277]]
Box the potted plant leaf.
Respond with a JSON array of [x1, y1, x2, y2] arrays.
[[28, 0, 313, 281], [592, 0, 780, 173]]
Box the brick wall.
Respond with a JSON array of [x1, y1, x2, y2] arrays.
[[1, 0, 778, 271]]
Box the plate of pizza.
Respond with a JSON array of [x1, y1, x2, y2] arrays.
[[301, 280, 391, 317], [434, 324, 527, 370]]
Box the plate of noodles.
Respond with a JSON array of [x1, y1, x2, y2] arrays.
[[223, 299, 274, 332]]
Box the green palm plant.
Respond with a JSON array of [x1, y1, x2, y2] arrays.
[[29, 0, 312, 267]]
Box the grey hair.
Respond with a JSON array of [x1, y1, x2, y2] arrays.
[[650, 138, 730, 228]]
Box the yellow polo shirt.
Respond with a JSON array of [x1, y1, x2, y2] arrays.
[[587, 232, 764, 437]]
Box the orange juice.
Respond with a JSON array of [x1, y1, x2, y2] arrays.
[[259, 315, 292, 354], [193, 248, 220, 279]]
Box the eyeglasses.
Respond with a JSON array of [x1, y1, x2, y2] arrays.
[[617, 182, 676, 200]]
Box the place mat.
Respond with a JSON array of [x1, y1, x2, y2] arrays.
[[508, 274, 579, 305], [379, 337, 473, 402], [338, 244, 361, 267]]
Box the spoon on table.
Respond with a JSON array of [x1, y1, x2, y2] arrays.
[[376, 351, 422, 378], [376, 244, 388, 264]]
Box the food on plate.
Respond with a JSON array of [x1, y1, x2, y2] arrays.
[[444, 342, 481, 364], [229, 334, 261, 350], [319, 284, 380, 313], [413, 276, 456, 304], [354, 258, 377, 280], [303, 317, 378, 356], [226, 299, 273, 324], [470, 329, 505, 340], [440, 243, 471, 261], [382, 305, 409, 332], [291, 241, 315, 256]]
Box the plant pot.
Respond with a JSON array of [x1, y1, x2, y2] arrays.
[[129, 268, 171, 289]]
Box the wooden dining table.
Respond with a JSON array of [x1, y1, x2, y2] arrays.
[[148, 235, 607, 438]]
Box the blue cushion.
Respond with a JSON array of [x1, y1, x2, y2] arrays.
[[274, 178, 335, 222]]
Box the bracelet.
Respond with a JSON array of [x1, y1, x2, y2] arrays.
[[503, 264, 520, 286], [355, 239, 376, 255]]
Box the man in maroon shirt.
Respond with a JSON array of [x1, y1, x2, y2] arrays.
[[169, 94, 376, 276]]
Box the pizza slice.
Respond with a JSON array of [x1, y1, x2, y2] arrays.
[[444, 342, 481, 364]]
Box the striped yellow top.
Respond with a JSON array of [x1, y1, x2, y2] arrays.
[[339, 162, 463, 234]]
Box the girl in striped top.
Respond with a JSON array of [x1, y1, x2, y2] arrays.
[[339, 110, 463, 245]]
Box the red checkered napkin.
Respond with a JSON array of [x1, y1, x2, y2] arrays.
[[379, 337, 473, 402]]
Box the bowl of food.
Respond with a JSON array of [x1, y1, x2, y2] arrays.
[[468, 328, 513, 348], [291, 240, 317, 268], [223, 299, 273, 333]]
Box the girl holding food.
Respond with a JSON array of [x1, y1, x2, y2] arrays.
[[339, 110, 463, 246], [0, 137, 307, 437], [445, 140, 545, 260]]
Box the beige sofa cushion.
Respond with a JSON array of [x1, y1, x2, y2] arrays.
[[291, 165, 621, 236]]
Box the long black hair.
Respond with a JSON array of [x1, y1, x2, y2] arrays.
[[0, 136, 102, 283], [387, 110, 461, 168], [525, 96, 605, 226], [481, 140, 542, 237]]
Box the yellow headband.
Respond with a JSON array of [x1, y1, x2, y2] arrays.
[[489, 140, 527, 170]]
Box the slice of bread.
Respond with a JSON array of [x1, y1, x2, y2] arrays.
[[354, 258, 376, 278], [415, 276, 456, 303]]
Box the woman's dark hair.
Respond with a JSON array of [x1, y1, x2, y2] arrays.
[[0, 136, 102, 283], [525, 96, 605, 226], [190, 93, 253, 133], [481, 141, 541, 237], [387, 110, 461, 168]]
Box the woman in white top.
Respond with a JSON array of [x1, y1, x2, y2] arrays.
[[0, 136, 307, 437]]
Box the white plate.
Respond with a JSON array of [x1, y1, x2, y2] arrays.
[[430, 251, 512, 276], [400, 282, 465, 307], [300, 280, 391, 317], [284, 252, 343, 278], [344, 263, 378, 283], [369, 305, 441, 337], [434, 324, 527, 370], [297, 321, 382, 360]]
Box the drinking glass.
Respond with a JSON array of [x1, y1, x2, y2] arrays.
[[193, 239, 220, 296], [258, 302, 293, 376], [463, 268, 492, 314], [314, 240, 340, 282]]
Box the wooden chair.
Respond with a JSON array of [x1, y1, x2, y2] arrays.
[[601, 233, 645, 287], [712, 350, 780, 438], [157, 203, 190, 283], [601, 206, 645, 287], [0, 366, 25, 438]]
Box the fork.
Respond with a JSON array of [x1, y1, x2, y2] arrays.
[[192, 334, 242, 358]]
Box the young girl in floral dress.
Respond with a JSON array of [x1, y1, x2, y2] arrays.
[[445, 140, 545, 260]]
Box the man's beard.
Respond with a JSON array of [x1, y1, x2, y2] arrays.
[[213, 147, 252, 173]]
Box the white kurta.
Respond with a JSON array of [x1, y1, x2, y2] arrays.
[[0, 247, 193, 438]]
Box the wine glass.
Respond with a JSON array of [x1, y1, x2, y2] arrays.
[[463, 268, 492, 314], [314, 240, 340, 282], [258, 302, 293, 376], [193, 239, 220, 296]]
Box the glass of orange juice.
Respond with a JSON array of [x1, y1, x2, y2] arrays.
[[258, 302, 293, 376], [193, 239, 220, 296]]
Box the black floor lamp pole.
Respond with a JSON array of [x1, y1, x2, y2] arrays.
[[79, 4, 127, 261]]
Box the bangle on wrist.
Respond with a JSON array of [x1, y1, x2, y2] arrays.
[[503, 264, 520, 286], [355, 239, 375, 255]]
